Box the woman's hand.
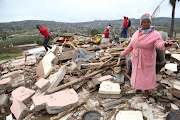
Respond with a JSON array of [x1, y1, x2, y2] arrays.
[[165, 40, 177, 47]]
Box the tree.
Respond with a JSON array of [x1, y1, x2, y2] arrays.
[[169, 0, 180, 38], [90, 29, 101, 36]]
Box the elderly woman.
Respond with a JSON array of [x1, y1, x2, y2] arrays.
[[120, 13, 176, 99]]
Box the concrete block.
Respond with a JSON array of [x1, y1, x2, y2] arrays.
[[97, 75, 114, 82], [36, 52, 58, 78], [11, 74, 25, 88], [116, 111, 143, 120], [47, 65, 67, 91], [10, 99, 28, 120], [98, 81, 121, 94], [1, 71, 22, 79], [165, 63, 177, 72], [0, 77, 12, 89], [12, 86, 35, 104], [10, 59, 36, 67], [171, 54, 180, 61], [35, 78, 50, 92], [0, 94, 8, 109], [32, 89, 78, 114]]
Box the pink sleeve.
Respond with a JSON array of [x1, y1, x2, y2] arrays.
[[154, 34, 171, 51], [121, 43, 133, 57]]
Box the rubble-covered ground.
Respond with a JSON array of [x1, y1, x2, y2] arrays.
[[0, 36, 180, 120]]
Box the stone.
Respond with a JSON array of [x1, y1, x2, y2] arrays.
[[11, 86, 35, 104], [10, 99, 28, 120], [156, 74, 162, 81], [116, 111, 143, 120], [98, 81, 121, 95], [170, 103, 179, 110], [164, 70, 173, 76], [0, 94, 8, 109], [149, 97, 155, 103]]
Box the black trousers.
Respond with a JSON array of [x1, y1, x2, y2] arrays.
[[43, 36, 52, 51]]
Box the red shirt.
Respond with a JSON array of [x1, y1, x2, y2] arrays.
[[122, 18, 128, 27], [39, 26, 50, 38]]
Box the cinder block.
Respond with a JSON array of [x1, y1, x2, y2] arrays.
[[98, 81, 121, 95], [12, 86, 35, 104], [116, 111, 143, 120], [35, 78, 50, 92], [10, 99, 28, 120]]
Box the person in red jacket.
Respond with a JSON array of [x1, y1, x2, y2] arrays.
[[104, 25, 111, 38], [36, 25, 52, 51], [122, 16, 128, 38]]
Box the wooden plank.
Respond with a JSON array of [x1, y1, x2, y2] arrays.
[[99, 57, 113, 68], [66, 62, 116, 75], [19, 67, 36, 73], [50, 102, 85, 120], [47, 69, 105, 94]]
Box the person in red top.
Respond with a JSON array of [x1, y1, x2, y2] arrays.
[[122, 16, 128, 38], [104, 25, 111, 38], [36, 25, 52, 51]]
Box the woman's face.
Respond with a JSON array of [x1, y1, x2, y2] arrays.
[[141, 19, 151, 30]]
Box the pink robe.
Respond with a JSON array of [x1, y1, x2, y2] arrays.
[[121, 30, 171, 90]]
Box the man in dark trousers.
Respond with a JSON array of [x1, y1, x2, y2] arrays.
[[122, 16, 128, 38], [36, 24, 52, 51]]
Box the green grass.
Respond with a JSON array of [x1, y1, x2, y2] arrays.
[[0, 35, 42, 47], [0, 46, 36, 60], [0, 53, 22, 60]]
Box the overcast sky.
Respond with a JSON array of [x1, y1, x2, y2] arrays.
[[0, 0, 180, 23]]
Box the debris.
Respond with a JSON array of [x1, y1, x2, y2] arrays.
[[82, 110, 102, 120], [11, 86, 35, 104], [50, 102, 85, 120], [48, 69, 104, 94], [36, 52, 58, 78], [101, 99, 122, 111], [165, 63, 178, 71], [35, 78, 50, 92], [98, 81, 121, 95], [10, 99, 28, 120], [32, 89, 78, 114], [6, 114, 13, 120], [116, 111, 143, 120]]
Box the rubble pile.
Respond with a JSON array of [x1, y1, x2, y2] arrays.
[[0, 36, 180, 120]]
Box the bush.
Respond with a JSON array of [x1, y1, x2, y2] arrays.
[[36, 39, 42, 45], [90, 29, 101, 36]]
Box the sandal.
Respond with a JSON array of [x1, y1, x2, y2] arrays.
[[141, 90, 148, 100], [136, 89, 142, 94]]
